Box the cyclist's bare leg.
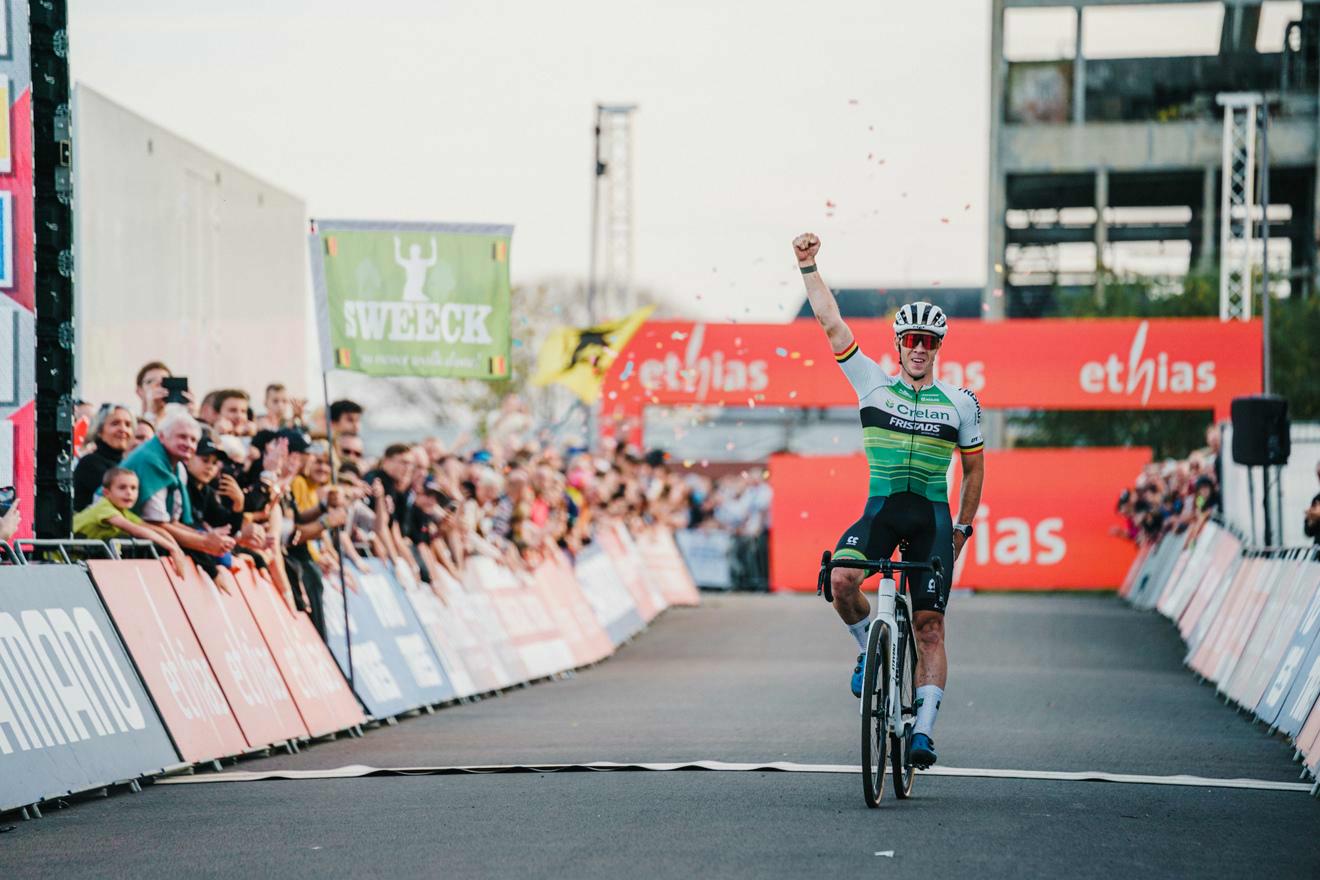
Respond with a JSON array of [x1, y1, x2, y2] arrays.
[[831, 567, 869, 625], [913, 609, 947, 688]]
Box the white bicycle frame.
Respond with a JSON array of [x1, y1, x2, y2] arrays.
[[860, 572, 914, 742]]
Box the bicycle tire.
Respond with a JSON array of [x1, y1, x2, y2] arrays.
[[861, 618, 890, 808], [891, 603, 917, 799]]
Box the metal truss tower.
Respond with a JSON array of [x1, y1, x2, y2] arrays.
[[1218, 92, 1262, 322], [588, 104, 638, 323]]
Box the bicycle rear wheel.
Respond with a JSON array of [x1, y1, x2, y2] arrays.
[[891, 604, 917, 799], [860, 618, 890, 808]]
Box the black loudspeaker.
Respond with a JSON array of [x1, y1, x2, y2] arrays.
[[1231, 395, 1290, 466]]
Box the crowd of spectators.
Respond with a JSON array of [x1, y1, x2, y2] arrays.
[[66, 362, 771, 641], [685, 469, 773, 590], [1115, 424, 1222, 546]]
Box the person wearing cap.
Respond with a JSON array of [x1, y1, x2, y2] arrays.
[[184, 433, 246, 536]]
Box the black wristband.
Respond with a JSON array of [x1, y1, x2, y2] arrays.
[[800, 264, 817, 275]]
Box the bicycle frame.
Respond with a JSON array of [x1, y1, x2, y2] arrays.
[[818, 553, 942, 729]]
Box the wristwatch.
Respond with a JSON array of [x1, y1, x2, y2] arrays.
[[953, 523, 974, 538]]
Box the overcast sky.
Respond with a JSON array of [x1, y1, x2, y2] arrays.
[[68, 1, 1299, 322]]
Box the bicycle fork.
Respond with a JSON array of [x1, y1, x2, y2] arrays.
[[860, 576, 897, 721]]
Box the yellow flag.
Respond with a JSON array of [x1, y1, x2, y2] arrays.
[[532, 306, 655, 403]]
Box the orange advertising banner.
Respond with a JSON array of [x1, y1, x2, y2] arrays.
[[87, 559, 248, 762], [600, 319, 1260, 421], [597, 523, 667, 622], [635, 529, 702, 607], [233, 562, 365, 738], [165, 559, 308, 747], [529, 555, 615, 667], [768, 448, 1150, 592]]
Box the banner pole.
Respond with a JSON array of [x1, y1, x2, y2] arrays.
[[322, 369, 354, 687]]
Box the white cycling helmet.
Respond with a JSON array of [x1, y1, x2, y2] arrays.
[[892, 301, 948, 339]]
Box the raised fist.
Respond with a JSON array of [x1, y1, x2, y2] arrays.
[[793, 233, 820, 267]]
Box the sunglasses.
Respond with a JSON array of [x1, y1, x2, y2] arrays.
[[340, 448, 363, 458], [898, 332, 942, 351]]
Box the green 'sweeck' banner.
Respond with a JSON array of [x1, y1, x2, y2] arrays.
[[310, 219, 514, 379]]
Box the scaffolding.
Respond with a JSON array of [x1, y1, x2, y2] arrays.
[[1218, 92, 1261, 321], [588, 104, 638, 324]]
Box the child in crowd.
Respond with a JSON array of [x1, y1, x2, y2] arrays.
[[73, 467, 189, 575]]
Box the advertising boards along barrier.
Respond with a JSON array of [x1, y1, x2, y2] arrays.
[[85, 559, 247, 764], [597, 524, 668, 622], [635, 529, 702, 607], [0, 565, 179, 813], [466, 556, 575, 681], [528, 554, 615, 668], [422, 562, 516, 694], [768, 448, 1150, 591], [573, 544, 646, 646], [321, 559, 456, 719], [165, 559, 308, 748], [1117, 527, 1320, 774], [232, 561, 365, 738], [392, 556, 479, 699]]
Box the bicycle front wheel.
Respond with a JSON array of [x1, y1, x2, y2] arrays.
[[861, 618, 890, 808]]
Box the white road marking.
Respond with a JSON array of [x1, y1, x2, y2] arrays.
[[156, 759, 1315, 792]]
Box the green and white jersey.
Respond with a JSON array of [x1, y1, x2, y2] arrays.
[[834, 339, 984, 502]]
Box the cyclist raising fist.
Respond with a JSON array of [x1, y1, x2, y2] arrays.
[[793, 232, 986, 769]]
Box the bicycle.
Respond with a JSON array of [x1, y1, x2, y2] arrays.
[[818, 551, 943, 807]]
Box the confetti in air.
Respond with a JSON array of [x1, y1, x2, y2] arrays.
[[620, 362, 634, 381], [671, 331, 687, 341], [775, 347, 788, 357]]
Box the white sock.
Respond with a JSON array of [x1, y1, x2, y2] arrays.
[[914, 685, 943, 737], [847, 618, 870, 651]]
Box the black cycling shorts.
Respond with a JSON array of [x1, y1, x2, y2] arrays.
[[833, 492, 953, 614]]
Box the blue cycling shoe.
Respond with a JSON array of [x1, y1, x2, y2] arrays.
[[910, 733, 937, 769], [850, 653, 865, 698]]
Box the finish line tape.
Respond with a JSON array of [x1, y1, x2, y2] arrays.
[[155, 760, 1314, 793]]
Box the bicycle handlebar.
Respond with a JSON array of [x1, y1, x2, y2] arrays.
[[816, 550, 942, 603]]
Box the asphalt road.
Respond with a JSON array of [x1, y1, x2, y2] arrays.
[[3, 591, 1317, 879]]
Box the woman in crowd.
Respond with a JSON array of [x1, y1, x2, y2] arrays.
[[72, 404, 137, 511]]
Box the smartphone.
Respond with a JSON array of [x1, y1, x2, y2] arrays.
[[162, 376, 189, 404], [0, 486, 15, 517]]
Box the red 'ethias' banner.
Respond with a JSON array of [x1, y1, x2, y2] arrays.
[[600, 319, 1260, 423], [769, 448, 1151, 592]]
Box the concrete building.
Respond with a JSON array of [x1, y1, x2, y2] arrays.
[[987, 0, 1320, 316]]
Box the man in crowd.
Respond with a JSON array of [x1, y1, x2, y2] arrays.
[[256, 383, 306, 431], [364, 443, 415, 529], [121, 411, 238, 590], [330, 399, 364, 437], [335, 432, 366, 468], [135, 361, 173, 425]]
